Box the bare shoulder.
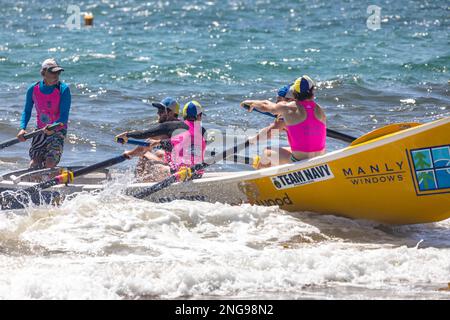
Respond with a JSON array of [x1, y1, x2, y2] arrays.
[[314, 103, 326, 122], [278, 100, 298, 115]]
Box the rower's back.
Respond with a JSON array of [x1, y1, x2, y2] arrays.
[[282, 76, 327, 160]]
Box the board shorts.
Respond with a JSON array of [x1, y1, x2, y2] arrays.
[[29, 129, 67, 169]]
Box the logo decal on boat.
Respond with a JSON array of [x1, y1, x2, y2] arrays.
[[271, 164, 334, 190], [157, 195, 207, 202], [409, 144, 450, 194], [254, 193, 293, 207], [342, 161, 406, 185]]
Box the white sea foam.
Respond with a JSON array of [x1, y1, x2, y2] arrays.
[[0, 188, 448, 299], [400, 98, 416, 104]]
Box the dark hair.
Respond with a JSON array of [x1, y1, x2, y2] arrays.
[[294, 87, 314, 101], [184, 115, 197, 121], [184, 112, 202, 121]]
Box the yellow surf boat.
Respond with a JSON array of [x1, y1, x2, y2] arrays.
[[140, 116, 450, 224], [1, 117, 449, 225]]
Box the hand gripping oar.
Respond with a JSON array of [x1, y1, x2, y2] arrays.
[[0, 154, 129, 208], [132, 138, 252, 199], [0, 123, 64, 150], [242, 104, 357, 143]]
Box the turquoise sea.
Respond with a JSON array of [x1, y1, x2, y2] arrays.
[[0, 0, 449, 300]]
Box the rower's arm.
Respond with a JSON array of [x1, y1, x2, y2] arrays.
[[54, 84, 71, 127], [123, 138, 161, 158], [123, 146, 148, 158], [250, 118, 285, 144], [314, 103, 327, 123], [19, 84, 35, 130], [242, 99, 289, 116], [126, 121, 187, 139]]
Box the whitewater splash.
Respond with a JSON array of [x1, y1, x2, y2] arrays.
[[0, 184, 449, 299]]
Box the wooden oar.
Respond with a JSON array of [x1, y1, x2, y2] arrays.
[[0, 154, 129, 208], [242, 104, 357, 143], [132, 138, 252, 199], [0, 123, 64, 150]]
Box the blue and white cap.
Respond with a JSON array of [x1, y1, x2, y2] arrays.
[[277, 83, 294, 99]]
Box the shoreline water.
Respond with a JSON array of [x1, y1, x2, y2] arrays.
[[0, 0, 449, 300]]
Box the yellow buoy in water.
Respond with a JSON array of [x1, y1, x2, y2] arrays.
[[84, 13, 94, 27], [438, 283, 450, 291]]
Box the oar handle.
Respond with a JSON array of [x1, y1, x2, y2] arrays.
[[0, 123, 64, 150], [242, 103, 356, 143], [116, 137, 150, 147]]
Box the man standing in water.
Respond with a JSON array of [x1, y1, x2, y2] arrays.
[[17, 58, 71, 169]]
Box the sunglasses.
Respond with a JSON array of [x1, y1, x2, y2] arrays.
[[157, 107, 172, 114], [47, 68, 62, 75]]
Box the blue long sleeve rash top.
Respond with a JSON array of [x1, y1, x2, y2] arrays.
[[20, 80, 71, 130]]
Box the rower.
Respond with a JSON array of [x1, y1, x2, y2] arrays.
[[115, 97, 184, 181], [241, 75, 326, 168], [17, 58, 71, 169], [123, 100, 207, 180]]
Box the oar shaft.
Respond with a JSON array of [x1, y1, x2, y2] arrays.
[[246, 105, 357, 143], [325, 128, 356, 143], [132, 175, 178, 199], [71, 155, 128, 178], [0, 123, 64, 150], [0, 138, 21, 150]]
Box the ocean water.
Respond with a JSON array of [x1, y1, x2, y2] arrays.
[[0, 0, 449, 299]]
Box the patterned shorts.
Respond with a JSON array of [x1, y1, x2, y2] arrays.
[[29, 129, 67, 169]]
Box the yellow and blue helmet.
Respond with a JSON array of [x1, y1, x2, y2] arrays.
[[182, 100, 204, 119], [292, 75, 315, 94]]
